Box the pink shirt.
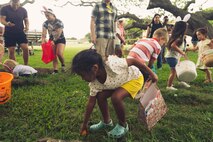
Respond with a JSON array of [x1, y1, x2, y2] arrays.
[[127, 38, 161, 63]]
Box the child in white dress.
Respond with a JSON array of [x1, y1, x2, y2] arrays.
[[187, 28, 213, 83], [3, 59, 37, 77], [71, 49, 157, 138]]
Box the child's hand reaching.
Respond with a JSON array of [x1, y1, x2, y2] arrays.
[[80, 124, 89, 136], [149, 73, 158, 83]]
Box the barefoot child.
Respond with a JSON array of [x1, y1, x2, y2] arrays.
[[187, 28, 213, 83], [71, 49, 157, 138], [3, 59, 37, 77]]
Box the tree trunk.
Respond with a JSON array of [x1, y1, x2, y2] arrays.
[[148, 0, 213, 37]]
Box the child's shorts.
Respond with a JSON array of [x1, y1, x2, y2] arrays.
[[166, 57, 178, 68], [121, 75, 144, 98]]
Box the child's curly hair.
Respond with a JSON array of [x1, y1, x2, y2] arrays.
[[3, 59, 19, 72], [71, 49, 104, 74]]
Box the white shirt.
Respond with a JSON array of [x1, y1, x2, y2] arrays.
[[89, 56, 142, 96], [13, 65, 38, 77]]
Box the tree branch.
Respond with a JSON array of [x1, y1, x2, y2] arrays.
[[54, 0, 96, 7], [20, 0, 35, 6], [183, 0, 195, 11]]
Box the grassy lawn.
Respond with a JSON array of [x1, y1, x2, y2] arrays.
[[0, 44, 212, 142]]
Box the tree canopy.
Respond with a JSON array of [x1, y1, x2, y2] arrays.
[[0, 0, 213, 37]]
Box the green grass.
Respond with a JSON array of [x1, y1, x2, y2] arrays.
[[0, 44, 212, 142]]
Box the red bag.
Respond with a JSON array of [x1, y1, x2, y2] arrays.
[[41, 40, 55, 64]]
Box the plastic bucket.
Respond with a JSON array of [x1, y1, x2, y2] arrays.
[[175, 60, 197, 82], [0, 72, 14, 104], [202, 49, 213, 67]]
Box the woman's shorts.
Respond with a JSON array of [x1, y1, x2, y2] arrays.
[[166, 57, 178, 68], [121, 75, 144, 98], [54, 38, 66, 45], [4, 32, 28, 47]]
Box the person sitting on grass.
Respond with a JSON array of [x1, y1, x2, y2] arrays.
[[71, 49, 157, 138], [3, 59, 37, 77]]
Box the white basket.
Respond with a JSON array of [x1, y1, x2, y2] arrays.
[[175, 60, 197, 82]]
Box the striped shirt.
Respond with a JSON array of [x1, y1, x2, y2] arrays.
[[127, 38, 161, 63], [92, 1, 117, 39], [43, 19, 65, 41]]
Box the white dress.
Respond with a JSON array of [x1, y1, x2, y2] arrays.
[[196, 39, 212, 69]]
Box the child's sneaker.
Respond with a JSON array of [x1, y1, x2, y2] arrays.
[[89, 119, 113, 132], [166, 86, 178, 91], [178, 81, 190, 88], [108, 123, 129, 138]]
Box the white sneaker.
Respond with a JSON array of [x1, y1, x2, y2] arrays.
[[166, 86, 178, 91], [178, 81, 190, 88]]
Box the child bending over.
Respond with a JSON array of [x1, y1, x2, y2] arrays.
[[3, 59, 37, 77], [127, 28, 168, 81], [71, 49, 157, 138], [187, 28, 213, 83]]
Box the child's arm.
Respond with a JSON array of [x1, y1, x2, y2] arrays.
[[186, 45, 198, 52], [80, 96, 96, 135], [126, 58, 158, 83], [147, 58, 155, 68], [208, 39, 213, 49], [171, 42, 187, 58], [116, 33, 125, 44]]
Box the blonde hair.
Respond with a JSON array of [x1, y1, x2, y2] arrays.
[[3, 59, 19, 72], [153, 28, 169, 43]]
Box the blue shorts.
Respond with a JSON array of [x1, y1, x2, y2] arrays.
[[166, 57, 178, 68]]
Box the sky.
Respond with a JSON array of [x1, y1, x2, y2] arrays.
[[0, 0, 213, 39]]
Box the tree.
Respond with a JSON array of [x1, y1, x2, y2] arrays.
[[147, 0, 213, 37], [50, 0, 213, 37], [0, 0, 35, 8], [1, 0, 213, 36]]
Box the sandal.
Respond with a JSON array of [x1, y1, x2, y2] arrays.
[[108, 123, 129, 139], [89, 119, 113, 132]]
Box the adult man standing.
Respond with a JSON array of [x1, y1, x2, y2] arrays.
[[0, 0, 29, 65], [90, 0, 117, 60]]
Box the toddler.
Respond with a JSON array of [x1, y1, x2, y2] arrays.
[[187, 28, 213, 83], [71, 49, 157, 138], [3, 59, 37, 77]]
